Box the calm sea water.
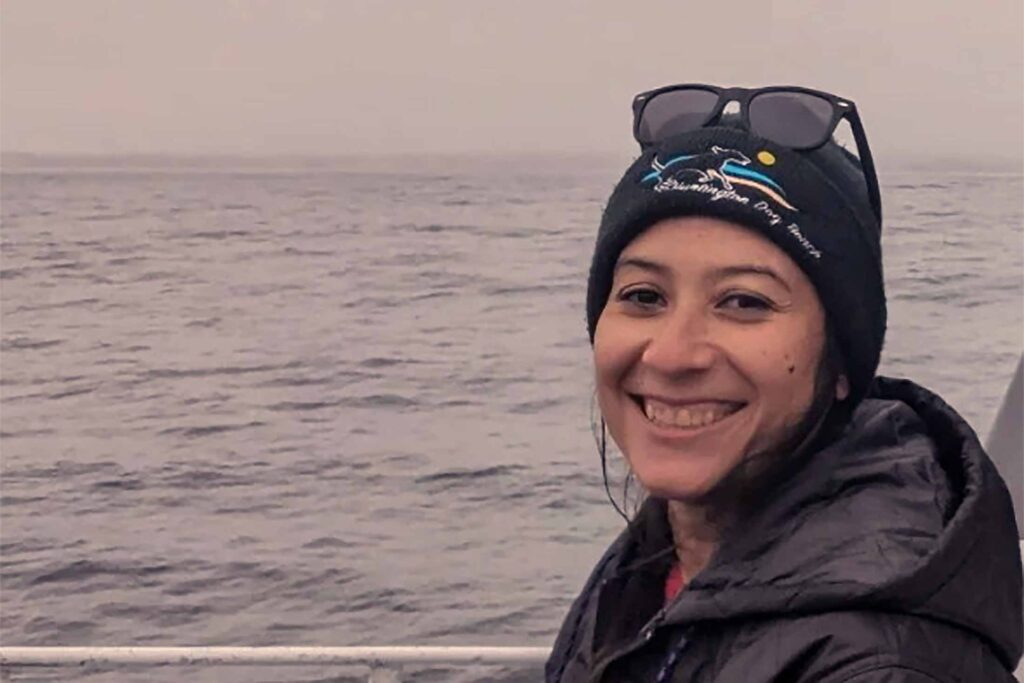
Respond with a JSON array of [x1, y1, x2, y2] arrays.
[[1, 155, 1022, 682]]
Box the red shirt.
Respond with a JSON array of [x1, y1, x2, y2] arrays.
[[664, 562, 685, 603]]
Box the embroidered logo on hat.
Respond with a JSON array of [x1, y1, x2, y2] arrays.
[[641, 145, 798, 212]]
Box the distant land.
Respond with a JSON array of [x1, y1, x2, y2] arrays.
[[1, 150, 1022, 175], [0, 150, 636, 176]]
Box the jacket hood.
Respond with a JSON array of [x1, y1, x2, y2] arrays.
[[648, 376, 1023, 668]]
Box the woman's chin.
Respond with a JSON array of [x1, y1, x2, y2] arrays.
[[633, 466, 731, 502], [624, 437, 746, 501]]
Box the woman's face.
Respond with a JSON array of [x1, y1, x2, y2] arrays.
[[594, 216, 847, 502]]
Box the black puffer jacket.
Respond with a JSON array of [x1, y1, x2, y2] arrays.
[[546, 378, 1022, 682]]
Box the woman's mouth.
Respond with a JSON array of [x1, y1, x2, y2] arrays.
[[630, 395, 745, 431]]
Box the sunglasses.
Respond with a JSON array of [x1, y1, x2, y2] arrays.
[[632, 84, 882, 222]]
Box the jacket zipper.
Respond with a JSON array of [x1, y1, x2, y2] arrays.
[[588, 605, 669, 683]]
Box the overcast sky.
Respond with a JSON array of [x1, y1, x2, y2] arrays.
[[2, 0, 1022, 163]]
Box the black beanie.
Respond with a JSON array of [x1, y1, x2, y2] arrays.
[[586, 126, 886, 409]]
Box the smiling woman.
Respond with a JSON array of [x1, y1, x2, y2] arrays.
[[595, 218, 843, 505], [545, 86, 1023, 683]]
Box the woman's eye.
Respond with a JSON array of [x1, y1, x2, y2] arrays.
[[619, 287, 663, 308], [719, 293, 773, 312]]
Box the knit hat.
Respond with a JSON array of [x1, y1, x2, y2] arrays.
[[586, 125, 886, 409]]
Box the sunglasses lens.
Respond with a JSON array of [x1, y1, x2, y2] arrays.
[[748, 92, 835, 148], [638, 88, 719, 143]]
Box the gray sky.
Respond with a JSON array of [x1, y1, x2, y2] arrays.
[[2, 0, 1022, 163]]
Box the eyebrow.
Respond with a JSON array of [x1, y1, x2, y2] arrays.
[[614, 257, 792, 293], [712, 265, 792, 293], [614, 257, 672, 277]]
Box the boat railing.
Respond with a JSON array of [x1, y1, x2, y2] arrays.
[[0, 646, 550, 681]]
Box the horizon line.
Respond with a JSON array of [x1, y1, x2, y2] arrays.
[[2, 149, 1022, 174]]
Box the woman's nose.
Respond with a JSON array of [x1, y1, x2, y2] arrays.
[[640, 307, 719, 375]]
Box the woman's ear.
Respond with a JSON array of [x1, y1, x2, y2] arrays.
[[835, 374, 850, 401]]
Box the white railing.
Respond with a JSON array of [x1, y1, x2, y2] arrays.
[[4, 641, 1024, 682], [0, 646, 549, 682]]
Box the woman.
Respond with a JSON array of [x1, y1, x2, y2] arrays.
[[545, 85, 1023, 682]]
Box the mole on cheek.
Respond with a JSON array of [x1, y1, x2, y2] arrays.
[[788, 364, 796, 374]]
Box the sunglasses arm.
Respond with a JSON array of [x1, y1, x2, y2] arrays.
[[847, 108, 883, 226]]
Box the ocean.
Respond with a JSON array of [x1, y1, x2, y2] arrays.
[[1, 154, 1021, 682]]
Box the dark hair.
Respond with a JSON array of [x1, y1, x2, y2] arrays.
[[700, 316, 849, 522]]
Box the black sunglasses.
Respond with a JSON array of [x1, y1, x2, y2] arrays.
[[632, 84, 882, 223]]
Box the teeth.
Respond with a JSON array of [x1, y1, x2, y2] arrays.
[[676, 408, 693, 427], [641, 399, 737, 429]]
